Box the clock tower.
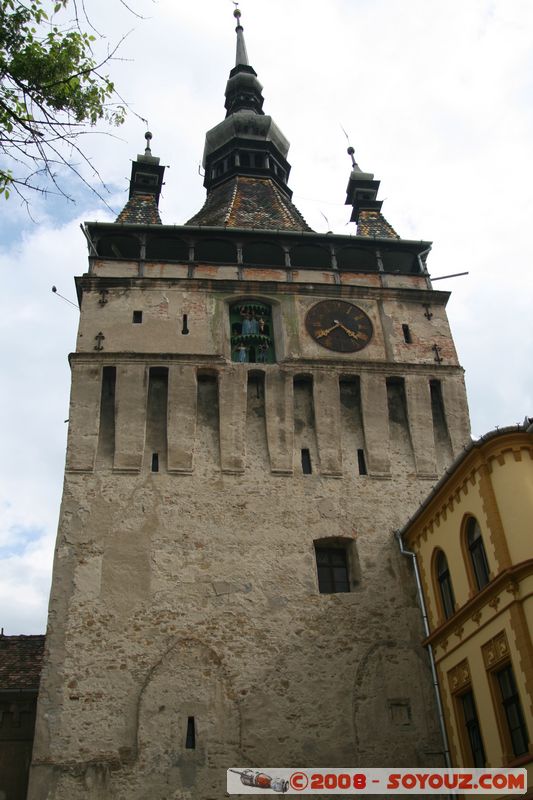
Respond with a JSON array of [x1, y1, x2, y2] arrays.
[[29, 11, 470, 799]]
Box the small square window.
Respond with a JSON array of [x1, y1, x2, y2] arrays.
[[133, 310, 143, 324], [315, 546, 350, 594]]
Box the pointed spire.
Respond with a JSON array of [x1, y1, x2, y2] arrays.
[[224, 5, 264, 117], [347, 146, 361, 172], [189, 5, 312, 230], [233, 7, 249, 67]]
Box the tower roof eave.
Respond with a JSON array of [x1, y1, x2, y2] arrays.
[[85, 219, 432, 251]]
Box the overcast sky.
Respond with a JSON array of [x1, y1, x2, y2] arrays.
[[1, 0, 532, 634]]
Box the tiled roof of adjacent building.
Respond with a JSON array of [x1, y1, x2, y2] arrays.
[[0, 634, 45, 691], [187, 176, 312, 232], [356, 210, 399, 239], [116, 193, 162, 225]]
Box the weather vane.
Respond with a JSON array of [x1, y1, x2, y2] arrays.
[[340, 124, 358, 169], [232, 1, 242, 24]]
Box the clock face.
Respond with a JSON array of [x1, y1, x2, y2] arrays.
[[305, 300, 373, 352]]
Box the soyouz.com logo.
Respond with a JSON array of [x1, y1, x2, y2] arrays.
[[227, 767, 527, 794]]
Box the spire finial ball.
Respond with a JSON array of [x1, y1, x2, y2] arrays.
[[233, 8, 241, 19], [347, 146, 354, 155], [145, 131, 153, 142]]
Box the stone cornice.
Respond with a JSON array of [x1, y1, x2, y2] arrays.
[[67, 351, 464, 377], [76, 274, 450, 306]]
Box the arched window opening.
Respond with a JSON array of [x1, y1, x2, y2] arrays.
[[381, 250, 420, 274], [436, 550, 455, 620], [242, 241, 285, 267], [195, 239, 237, 264], [146, 237, 189, 261], [290, 244, 331, 269], [97, 235, 140, 259], [336, 246, 378, 271], [230, 301, 275, 364], [466, 517, 490, 591]]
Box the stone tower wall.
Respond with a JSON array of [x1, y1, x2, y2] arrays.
[[29, 275, 470, 800]]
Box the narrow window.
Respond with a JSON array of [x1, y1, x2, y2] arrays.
[[436, 550, 455, 619], [182, 314, 189, 335], [357, 449, 367, 475], [315, 546, 350, 594], [496, 665, 529, 757], [466, 518, 490, 590], [151, 453, 159, 472], [301, 448, 312, 475], [461, 690, 486, 767], [97, 366, 116, 462], [402, 324, 412, 343], [133, 310, 143, 324], [185, 716, 196, 749]]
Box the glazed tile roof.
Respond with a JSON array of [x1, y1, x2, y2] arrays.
[[0, 634, 45, 691], [357, 210, 399, 239], [116, 193, 162, 225], [187, 176, 312, 231]]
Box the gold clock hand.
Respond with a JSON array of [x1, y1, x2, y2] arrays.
[[315, 323, 339, 338], [337, 321, 363, 340]]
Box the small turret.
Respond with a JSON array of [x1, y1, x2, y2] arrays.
[[116, 132, 166, 225], [345, 146, 398, 238]]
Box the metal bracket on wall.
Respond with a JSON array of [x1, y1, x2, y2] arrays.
[[432, 343, 443, 364], [94, 331, 105, 351]]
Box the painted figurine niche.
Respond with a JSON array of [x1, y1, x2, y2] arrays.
[[241, 307, 259, 335], [256, 342, 269, 363], [234, 343, 249, 363]]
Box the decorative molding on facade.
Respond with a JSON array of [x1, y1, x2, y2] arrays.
[[424, 559, 533, 653], [447, 659, 471, 694], [402, 430, 533, 551], [481, 630, 509, 671]]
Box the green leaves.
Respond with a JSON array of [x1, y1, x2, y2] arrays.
[[0, 170, 13, 200], [0, 0, 130, 205]]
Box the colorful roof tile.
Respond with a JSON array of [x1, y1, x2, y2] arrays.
[[356, 210, 399, 239], [187, 176, 312, 231], [115, 193, 162, 225]]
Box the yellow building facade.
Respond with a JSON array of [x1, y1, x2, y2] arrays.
[[401, 423, 533, 797]]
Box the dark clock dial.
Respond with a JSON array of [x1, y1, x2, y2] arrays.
[[305, 300, 373, 352]]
